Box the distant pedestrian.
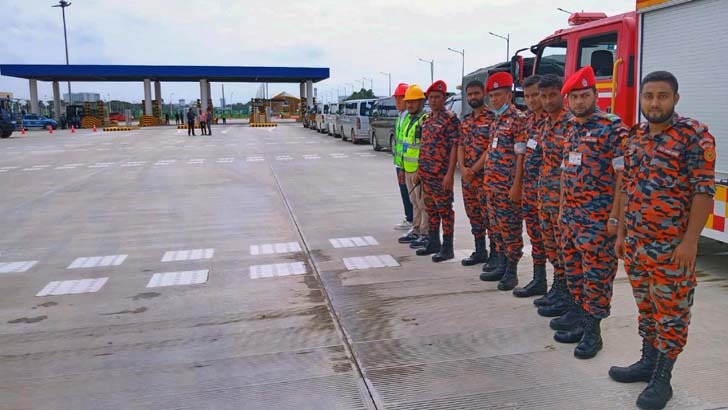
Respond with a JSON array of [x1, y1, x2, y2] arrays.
[[199, 110, 208, 135], [174, 112, 179, 125], [165, 113, 170, 125], [186, 108, 196, 136], [206, 110, 213, 135]]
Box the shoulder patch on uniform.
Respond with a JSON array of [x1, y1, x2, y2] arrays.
[[704, 146, 716, 162]]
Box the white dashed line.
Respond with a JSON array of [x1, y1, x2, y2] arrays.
[[121, 161, 146, 167], [329, 236, 379, 248], [303, 154, 321, 160], [0, 261, 38, 273], [246, 156, 265, 162], [331, 153, 349, 159], [250, 242, 302, 255], [146, 270, 209, 288], [275, 155, 293, 161], [343, 255, 399, 270], [249, 262, 306, 279], [67, 254, 127, 269], [36, 278, 109, 297], [161, 248, 215, 262], [187, 159, 206, 164], [216, 158, 234, 163]]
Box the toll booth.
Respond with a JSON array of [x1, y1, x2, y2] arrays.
[[249, 98, 277, 127]]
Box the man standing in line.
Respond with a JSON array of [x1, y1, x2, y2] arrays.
[[186, 107, 196, 136], [415, 80, 460, 262], [457, 80, 494, 267], [391, 83, 417, 241], [199, 109, 208, 136], [611, 71, 715, 410], [479, 72, 527, 291], [532, 75, 572, 319], [554, 66, 627, 360], [512, 75, 549, 298], [400, 85, 429, 250]]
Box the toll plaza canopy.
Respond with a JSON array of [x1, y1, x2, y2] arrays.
[[0, 64, 329, 118], [0, 64, 329, 83]]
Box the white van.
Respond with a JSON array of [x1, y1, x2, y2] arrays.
[[325, 103, 339, 136], [339, 99, 376, 144]]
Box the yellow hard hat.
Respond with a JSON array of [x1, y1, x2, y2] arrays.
[[403, 85, 426, 101]]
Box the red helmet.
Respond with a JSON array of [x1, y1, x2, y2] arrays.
[[393, 83, 409, 97]]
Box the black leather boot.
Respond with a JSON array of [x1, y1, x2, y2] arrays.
[[462, 237, 487, 266], [609, 338, 658, 383], [416, 230, 440, 256], [497, 260, 518, 291], [537, 292, 571, 317], [574, 315, 602, 359], [534, 277, 565, 307], [554, 315, 584, 344], [432, 234, 455, 262], [481, 242, 500, 273], [549, 299, 584, 331], [513, 263, 547, 297], [480, 252, 506, 281], [636, 353, 676, 410]]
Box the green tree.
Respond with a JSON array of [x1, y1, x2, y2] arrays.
[[346, 88, 376, 100]]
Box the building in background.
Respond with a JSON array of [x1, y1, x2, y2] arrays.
[[271, 92, 300, 118]]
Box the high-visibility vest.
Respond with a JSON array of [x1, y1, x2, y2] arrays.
[[393, 113, 406, 167], [401, 112, 427, 173]]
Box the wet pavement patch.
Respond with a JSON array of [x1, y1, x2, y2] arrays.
[[100, 307, 148, 315], [8, 315, 47, 324], [131, 292, 161, 300]]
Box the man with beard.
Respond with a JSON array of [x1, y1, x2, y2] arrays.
[[554, 66, 627, 360], [610, 71, 715, 410], [512, 75, 549, 298], [415, 80, 460, 262], [479, 72, 527, 291], [534, 75, 574, 323], [457, 80, 494, 267]]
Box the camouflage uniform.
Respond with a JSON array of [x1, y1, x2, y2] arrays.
[[623, 114, 715, 359], [459, 109, 492, 240], [522, 111, 549, 266]]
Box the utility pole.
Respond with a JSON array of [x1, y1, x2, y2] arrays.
[[380, 72, 391, 96], [448, 48, 465, 83], [418, 58, 434, 85], [52, 1, 72, 102], [489, 31, 510, 61]]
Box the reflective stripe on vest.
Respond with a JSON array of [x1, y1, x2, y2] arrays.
[[401, 112, 427, 173]]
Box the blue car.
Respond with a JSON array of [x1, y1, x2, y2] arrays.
[[22, 115, 58, 130]]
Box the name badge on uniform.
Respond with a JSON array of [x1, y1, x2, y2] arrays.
[[491, 137, 498, 148], [527, 139, 538, 149], [403, 142, 409, 153], [568, 151, 582, 166]]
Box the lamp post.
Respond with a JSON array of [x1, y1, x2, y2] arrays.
[[557, 7, 573, 14], [346, 83, 354, 97], [448, 47, 465, 83], [489, 31, 510, 61], [418, 58, 434, 85], [362, 77, 373, 93], [380, 72, 391, 96], [230, 91, 235, 116], [52, 1, 72, 102], [168, 92, 175, 117]]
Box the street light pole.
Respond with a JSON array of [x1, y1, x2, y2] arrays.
[[52, 1, 72, 102], [362, 77, 373, 92], [418, 58, 434, 85], [380, 72, 391, 96], [557, 7, 573, 14], [230, 91, 235, 116], [168, 92, 175, 116], [447, 48, 465, 83], [489, 32, 510, 61]]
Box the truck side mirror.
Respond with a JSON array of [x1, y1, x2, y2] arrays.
[[511, 55, 524, 85]]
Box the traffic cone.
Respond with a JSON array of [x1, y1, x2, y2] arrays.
[[71, 126, 75, 134], [49, 127, 53, 134], [93, 125, 97, 132], [21, 128, 25, 135]]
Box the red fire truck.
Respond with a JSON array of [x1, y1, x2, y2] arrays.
[[512, 0, 728, 243]]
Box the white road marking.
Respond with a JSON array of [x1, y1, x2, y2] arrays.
[[250, 242, 301, 255], [275, 155, 293, 161], [161, 248, 215, 262], [88, 162, 114, 168], [246, 156, 265, 162], [343, 255, 399, 270], [0, 166, 18, 170], [331, 153, 349, 158], [0, 261, 38, 273], [303, 154, 321, 160], [67, 254, 127, 269], [329, 236, 379, 248], [154, 160, 176, 166], [121, 161, 146, 167], [216, 158, 234, 163], [187, 159, 206, 164], [305, 141, 318, 144], [146, 270, 209, 288], [36, 278, 109, 297], [357, 153, 377, 157], [249, 262, 306, 279]]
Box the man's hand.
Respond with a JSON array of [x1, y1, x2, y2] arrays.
[[443, 173, 454, 191], [462, 167, 473, 184], [509, 184, 522, 204], [607, 220, 618, 236], [671, 238, 698, 272], [615, 232, 625, 259]]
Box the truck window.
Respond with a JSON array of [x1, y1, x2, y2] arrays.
[[578, 32, 618, 78], [536, 41, 567, 77]]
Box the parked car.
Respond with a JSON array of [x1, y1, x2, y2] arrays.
[[368, 97, 400, 151], [340, 98, 376, 143], [22, 115, 58, 130], [316, 103, 330, 133], [332, 104, 347, 138], [325, 103, 339, 136], [445, 94, 463, 119], [109, 112, 126, 122]]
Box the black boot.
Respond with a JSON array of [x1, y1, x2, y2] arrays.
[[480, 252, 506, 281], [462, 237, 487, 266], [554, 315, 584, 344], [513, 264, 547, 297], [549, 298, 584, 331], [409, 234, 429, 249], [636, 353, 675, 410], [609, 338, 658, 383], [481, 242, 499, 272], [432, 235, 455, 262], [574, 315, 602, 359], [534, 276, 565, 307], [537, 292, 571, 317], [416, 231, 440, 256], [497, 260, 518, 291]]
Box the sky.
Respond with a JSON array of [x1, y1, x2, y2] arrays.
[[1, 0, 635, 105]]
